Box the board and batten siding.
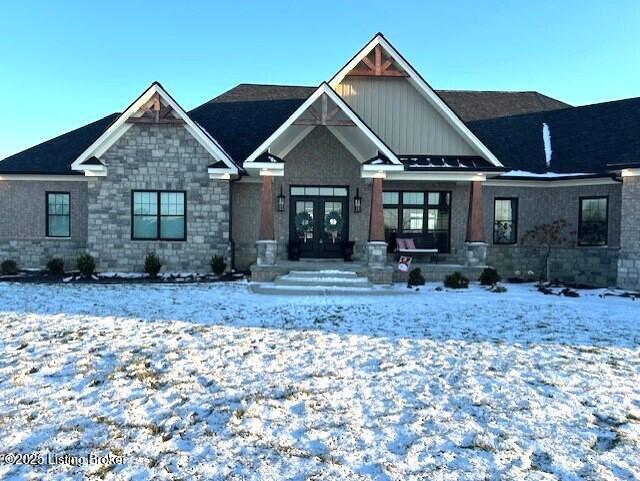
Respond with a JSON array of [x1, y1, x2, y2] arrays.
[[336, 77, 478, 156]]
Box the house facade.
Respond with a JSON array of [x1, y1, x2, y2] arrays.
[[1, 34, 640, 289]]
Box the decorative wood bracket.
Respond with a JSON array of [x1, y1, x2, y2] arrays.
[[126, 93, 185, 124], [347, 45, 407, 77], [292, 93, 355, 126]]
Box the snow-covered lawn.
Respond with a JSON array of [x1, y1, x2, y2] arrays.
[[0, 281, 639, 481]]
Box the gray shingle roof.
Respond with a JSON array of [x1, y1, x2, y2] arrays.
[[437, 90, 570, 122], [6, 82, 626, 177], [205, 84, 570, 121], [468, 96, 640, 174], [0, 114, 119, 175]]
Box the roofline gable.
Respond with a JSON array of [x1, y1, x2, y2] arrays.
[[71, 82, 238, 173], [329, 34, 503, 167], [243, 82, 400, 165]]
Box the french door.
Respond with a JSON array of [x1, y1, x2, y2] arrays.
[[290, 187, 349, 258]]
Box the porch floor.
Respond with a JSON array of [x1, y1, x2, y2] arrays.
[[250, 258, 488, 284]]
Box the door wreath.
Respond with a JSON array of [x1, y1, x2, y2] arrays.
[[294, 211, 313, 238], [324, 211, 344, 243]]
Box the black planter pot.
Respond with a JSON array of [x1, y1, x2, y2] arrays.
[[341, 241, 355, 262], [288, 240, 301, 261]]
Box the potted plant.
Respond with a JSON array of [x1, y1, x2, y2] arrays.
[[341, 241, 355, 262]]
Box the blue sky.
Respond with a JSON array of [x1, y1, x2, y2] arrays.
[[1, 0, 639, 160]]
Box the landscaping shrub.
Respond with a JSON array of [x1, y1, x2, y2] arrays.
[[211, 255, 227, 276], [479, 267, 501, 286], [407, 268, 425, 287], [77, 254, 96, 277], [144, 252, 162, 278], [47, 258, 65, 276], [444, 271, 469, 289], [1, 259, 18, 276]]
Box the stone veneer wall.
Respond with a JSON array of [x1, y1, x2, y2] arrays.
[[87, 124, 230, 272], [484, 183, 622, 287], [0, 180, 87, 268], [617, 176, 640, 290]]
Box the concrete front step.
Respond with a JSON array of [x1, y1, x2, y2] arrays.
[[286, 270, 360, 279], [249, 283, 411, 296], [275, 273, 372, 288]]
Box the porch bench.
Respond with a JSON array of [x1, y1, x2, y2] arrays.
[[395, 238, 439, 263]]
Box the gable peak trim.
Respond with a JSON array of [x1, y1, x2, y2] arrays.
[[243, 82, 400, 166], [329, 34, 503, 167], [71, 82, 238, 173]]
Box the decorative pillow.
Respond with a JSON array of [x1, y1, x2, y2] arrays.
[[396, 238, 407, 250], [405, 238, 416, 249]]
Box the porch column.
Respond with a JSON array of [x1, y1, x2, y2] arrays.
[[366, 176, 388, 270], [368, 177, 385, 241], [464, 180, 488, 266], [259, 175, 274, 240], [256, 174, 277, 266], [466, 180, 484, 242]]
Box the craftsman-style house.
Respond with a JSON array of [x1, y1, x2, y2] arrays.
[[1, 33, 640, 289]]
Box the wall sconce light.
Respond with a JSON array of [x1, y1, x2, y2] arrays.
[[277, 185, 286, 212], [353, 188, 362, 213]]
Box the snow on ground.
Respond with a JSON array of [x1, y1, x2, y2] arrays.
[[0, 281, 639, 481]]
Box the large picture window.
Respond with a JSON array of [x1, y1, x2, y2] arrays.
[[132, 191, 186, 240], [46, 192, 70, 237], [383, 190, 451, 252], [578, 197, 608, 246], [493, 198, 518, 244]]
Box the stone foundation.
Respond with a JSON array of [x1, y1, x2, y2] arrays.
[[0, 239, 84, 271], [488, 245, 619, 287]]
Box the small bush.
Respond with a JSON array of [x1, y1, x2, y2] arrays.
[[1, 259, 18, 275], [479, 267, 501, 286], [211, 255, 227, 276], [144, 252, 162, 278], [77, 254, 96, 277], [444, 271, 469, 289], [407, 268, 425, 287], [47, 258, 65, 276]]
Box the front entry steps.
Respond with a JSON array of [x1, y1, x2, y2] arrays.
[[250, 269, 404, 296]]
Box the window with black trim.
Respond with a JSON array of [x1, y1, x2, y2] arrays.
[[382, 190, 451, 252], [493, 198, 518, 244], [132, 191, 186, 240], [578, 196, 607, 246], [46, 192, 70, 237]]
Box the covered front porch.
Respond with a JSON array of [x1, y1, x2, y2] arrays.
[[250, 170, 491, 284], [239, 83, 497, 284]]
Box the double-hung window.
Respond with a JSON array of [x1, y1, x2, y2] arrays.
[[46, 192, 70, 237], [578, 197, 608, 246], [132, 191, 186, 240], [493, 198, 518, 244]]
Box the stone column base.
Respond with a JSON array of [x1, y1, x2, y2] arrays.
[[464, 242, 488, 267], [366, 241, 388, 269], [256, 240, 277, 267]]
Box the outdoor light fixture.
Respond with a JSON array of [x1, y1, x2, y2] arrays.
[[353, 188, 362, 213], [277, 185, 286, 212]]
